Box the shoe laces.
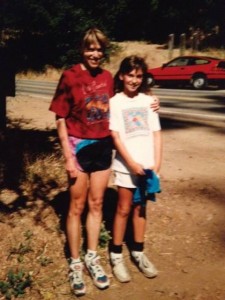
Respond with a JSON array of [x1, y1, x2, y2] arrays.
[[114, 258, 129, 276], [139, 253, 153, 268], [89, 256, 106, 279], [112, 256, 123, 265], [70, 263, 83, 285]]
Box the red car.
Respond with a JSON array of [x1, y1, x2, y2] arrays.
[[147, 55, 225, 89]]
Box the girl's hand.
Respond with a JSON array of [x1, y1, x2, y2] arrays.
[[65, 157, 78, 178], [129, 161, 145, 175], [151, 95, 160, 112], [152, 166, 160, 178]]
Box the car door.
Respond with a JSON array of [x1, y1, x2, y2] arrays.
[[156, 57, 189, 81]]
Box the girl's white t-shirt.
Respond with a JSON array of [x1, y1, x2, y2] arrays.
[[109, 92, 161, 173]]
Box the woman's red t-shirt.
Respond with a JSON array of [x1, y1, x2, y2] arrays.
[[49, 64, 114, 139]]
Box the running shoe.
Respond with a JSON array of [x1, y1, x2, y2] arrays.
[[110, 252, 131, 282], [131, 251, 158, 278], [69, 259, 86, 296], [85, 254, 110, 289]]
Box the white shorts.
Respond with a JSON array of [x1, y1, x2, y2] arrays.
[[114, 171, 138, 188]]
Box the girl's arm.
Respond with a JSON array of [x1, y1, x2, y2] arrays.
[[152, 130, 163, 175], [111, 130, 145, 175], [56, 117, 78, 178]]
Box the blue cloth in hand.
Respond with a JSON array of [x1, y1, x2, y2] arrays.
[[133, 169, 161, 205]]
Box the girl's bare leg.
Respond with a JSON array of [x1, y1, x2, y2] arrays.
[[133, 204, 146, 243], [113, 187, 133, 245]]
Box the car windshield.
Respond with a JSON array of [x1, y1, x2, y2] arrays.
[[167, 58, 189, 67]]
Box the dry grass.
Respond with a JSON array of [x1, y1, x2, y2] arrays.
[[20, 153, 67, 201]]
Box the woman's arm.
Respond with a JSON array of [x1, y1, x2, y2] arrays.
[[111, 130, 145, 175], [146, 87, 160, 111], [151, 95, 160, 112], [56, 117, 78, 178]]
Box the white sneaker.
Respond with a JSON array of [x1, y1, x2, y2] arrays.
[[131, 251, 158, 278], [69, 259, 86, 296], [110, 252, 131, 283], [85, 254, 109, 289]]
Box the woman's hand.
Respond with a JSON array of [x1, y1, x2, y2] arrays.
[[151, 95, 160, 112], [65, 157, 78, 178]]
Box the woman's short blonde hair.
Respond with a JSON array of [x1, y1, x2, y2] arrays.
[[81, 28, 109, 53]]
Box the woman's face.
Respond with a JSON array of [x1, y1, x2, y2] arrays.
[[119, 68, 143, 97], [83, 42, 104, 70]]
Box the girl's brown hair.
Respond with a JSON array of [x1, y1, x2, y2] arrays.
[[114, 55, 150, 94]]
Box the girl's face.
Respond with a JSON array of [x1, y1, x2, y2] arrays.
[[83, 42, 104, 70], [119, 68, 143, 97]]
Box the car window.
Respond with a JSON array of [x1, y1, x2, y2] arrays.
[[194, 59, 209, 65], [218, 61, 225, 69], [167, 58, 189, 67]]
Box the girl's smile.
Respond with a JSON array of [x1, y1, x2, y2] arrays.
[[119, 68, 143, 97]]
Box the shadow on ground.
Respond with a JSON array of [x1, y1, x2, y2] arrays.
[[0, 116, 223, 215]]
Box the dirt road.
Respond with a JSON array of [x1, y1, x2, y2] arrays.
[[1, 95, 224, 299]]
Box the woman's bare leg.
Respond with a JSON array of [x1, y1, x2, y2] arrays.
[[66, 171, 88, 259], [86, 168, 111, 250]]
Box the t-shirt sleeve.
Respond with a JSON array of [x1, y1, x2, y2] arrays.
[[147, 95, 161, 131], [49, 72, 71, 118], [107, 72, 114, 98], [150, 111, 161, 132]]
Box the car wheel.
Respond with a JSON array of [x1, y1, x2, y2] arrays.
[[146, 74, 155, 87], [191, 74, 207, 89]]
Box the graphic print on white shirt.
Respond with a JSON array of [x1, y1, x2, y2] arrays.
[[123, 107, 149, 137]]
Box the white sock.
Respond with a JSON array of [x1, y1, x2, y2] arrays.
[[85, 249, 97, 260], [110, 252, 123, 259], [70, 257, 81, 264], [110, 252, 123, 265], [131, 251, 143, 260]]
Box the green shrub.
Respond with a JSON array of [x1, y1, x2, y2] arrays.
[[0, 269, 32, 299], [99, 222, 111, 249]]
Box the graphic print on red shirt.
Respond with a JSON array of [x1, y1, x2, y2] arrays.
[[82, 80, 110, 124]]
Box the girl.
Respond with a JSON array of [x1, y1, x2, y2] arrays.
[[109, 55, 162, 283]]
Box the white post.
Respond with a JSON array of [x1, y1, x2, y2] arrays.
[[168, 34, 174, 60], [180, 33, 186, 56]]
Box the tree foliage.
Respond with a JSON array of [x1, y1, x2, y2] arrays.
[[0, 0, 224, 71]]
